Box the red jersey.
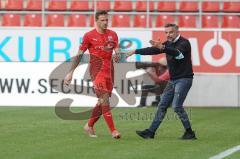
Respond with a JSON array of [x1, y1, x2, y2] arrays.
[[79, 29, 119, 97], [80, 29, 118, 79]]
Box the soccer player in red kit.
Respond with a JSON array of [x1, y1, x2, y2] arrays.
[[64, 11, 121, 139]]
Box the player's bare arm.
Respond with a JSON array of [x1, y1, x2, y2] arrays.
[[112, 48, 122, 63], [64, 49, 84, 85]]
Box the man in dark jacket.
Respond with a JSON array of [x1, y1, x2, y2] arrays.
[[127, 23, 196, 140]]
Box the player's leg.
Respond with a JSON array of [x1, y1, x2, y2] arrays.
[[85, 75, 105, 128], [84, 103, 102, 138], [151, 82, 167, 106], [88, 100, 102, 127], [148, 81, 174, 132], [99, 93, 120, 139], [172, 78, 196, 140], [84, 89, 104, 138], [88, 105, 102, 127], [136, 81, 174, 139]]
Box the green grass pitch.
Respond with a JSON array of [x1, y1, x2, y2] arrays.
[[0, 107, 239, 159]]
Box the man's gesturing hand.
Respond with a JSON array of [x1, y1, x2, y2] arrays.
[[149, 40, 164, 50]]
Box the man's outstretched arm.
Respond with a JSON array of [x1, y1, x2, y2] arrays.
[[126, 41, 179, 57]]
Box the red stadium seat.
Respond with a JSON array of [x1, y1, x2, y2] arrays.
[[5, 0, 23, 10], [113, 1, 132, 11], [26, 0, 42, 10], [202, 15, 219, 28], [24, 14, 42, 26], [223, 2, 240, 12], [222, 16, 240, 28], [48, 0, 67, 11], [179, 2, 198, 12], [202, 2, 220, 12], [68, 14, 87, 27], [155, 15, 175, 27], [112, 14, 131, 27], [46, 14, 65, 27], [157, 2, 176, 12], [94, 1, 111, 11], [70, 0, 92, 11], [2, 14, 21, 26], [136, 1, 154, 11], [178, 15, 197, 28], [133, 15, 152, 28], [89, 14, 94, 27]]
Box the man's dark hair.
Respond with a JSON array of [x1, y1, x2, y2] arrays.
[[164, 23, 179, 31], [95, 10, 108, 21]]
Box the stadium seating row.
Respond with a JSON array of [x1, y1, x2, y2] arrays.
[[1, 14, 240, 28], [1, 0, 240, 12]]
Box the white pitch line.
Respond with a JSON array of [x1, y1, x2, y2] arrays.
[[209, 145, 240, 159]]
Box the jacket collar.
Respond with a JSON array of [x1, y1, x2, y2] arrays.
[[173, 34, 181, 43]]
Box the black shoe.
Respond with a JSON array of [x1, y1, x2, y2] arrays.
[[181, 131, 197, 140], [136, 129, 155, 139]]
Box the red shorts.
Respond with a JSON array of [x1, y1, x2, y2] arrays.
[[93, 76, 113, 97]]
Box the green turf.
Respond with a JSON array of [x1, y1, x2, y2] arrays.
[[0, 107, 239, 159]]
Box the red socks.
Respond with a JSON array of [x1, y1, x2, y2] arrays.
[[102, 105, 116, 132], [88, 104, 102, 127], [88, 104, 116, 133]]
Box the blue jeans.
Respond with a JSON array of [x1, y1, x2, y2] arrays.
[[149, 78, 193, 133]]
